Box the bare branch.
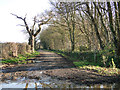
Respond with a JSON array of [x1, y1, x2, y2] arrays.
[[17, 24, 25, 27], [98, 4, 108, 11], [32, 16, 36, 31], [54, 20, 67, 27], [23, 19, 31, 35], [34, 26, 41, 37], [34, 16, 52, 37], [11, 13, 31, 35], [11, 13, 24, 20], [39, 16, 52, 26]]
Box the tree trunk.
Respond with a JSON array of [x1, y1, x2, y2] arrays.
[[31, 35, 35, 52], [86, 4, 104, 50], [93, 3, 109, 44], [71, 41, 75, 51], [28, 36, 32, 45], [34, 38, 37, 50], [117, 2, 120, 56], [107, 2, 118, 49]]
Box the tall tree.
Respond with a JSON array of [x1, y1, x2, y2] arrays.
[[11, 12, 52, 52], [85, 3, 105, 50], [93, 2, 109, 44], [107, 2, 118, 54], [51, 2, 77, 51], [117, 2, 120, 56]]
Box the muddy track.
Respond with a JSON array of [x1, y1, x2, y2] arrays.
[[1, 50, 120, 85], [2, 50, 74, 73]]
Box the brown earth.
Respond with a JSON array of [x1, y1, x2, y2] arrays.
[[1, 50, 120, 85]]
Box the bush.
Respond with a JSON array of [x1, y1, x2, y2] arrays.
[[17, 43, 26, 55], [2, 42, 18, 59], [2, 51, 40, 64], [1, 42, 31, 59], [79, 45, 90, 52], [99, 48, 117, 67], [26, 45, 31, 53]]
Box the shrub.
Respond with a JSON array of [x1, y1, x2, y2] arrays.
[[2, 42, 18, 59], [79, 45, 90, 52], [17, 43, 26, 55], [1, 42, 31, 59]]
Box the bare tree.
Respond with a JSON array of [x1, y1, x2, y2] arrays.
[[85, 3, 105, 50], [51, 2, 77, 51], [11, 12, 52, 52]]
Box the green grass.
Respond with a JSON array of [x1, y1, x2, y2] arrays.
[[47, 49, 120, 75], [73, 61, 97, 67], [49, 50, 104, 66], [79, 66, 119, 76], [1, 51, 40, 64]]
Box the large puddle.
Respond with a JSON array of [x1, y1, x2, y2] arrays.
[[1, 76, 120, 89]]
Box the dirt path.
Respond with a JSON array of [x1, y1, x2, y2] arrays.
[[1, 50, 120, 85]]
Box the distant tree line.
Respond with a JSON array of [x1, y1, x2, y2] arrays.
[[40, 1, 120, 64]]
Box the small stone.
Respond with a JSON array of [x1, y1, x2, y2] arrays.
[[13, 76, 18, 80]]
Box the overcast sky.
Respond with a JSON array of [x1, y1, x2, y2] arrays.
[[0, 0, 51, 43]]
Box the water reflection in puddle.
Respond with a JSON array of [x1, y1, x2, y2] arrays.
[[1, 77, 120, 89]]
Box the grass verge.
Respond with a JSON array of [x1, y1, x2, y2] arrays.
[[1, 51, 40, 64], [48, 49, 120, 76]]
